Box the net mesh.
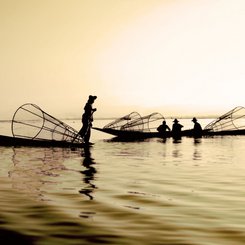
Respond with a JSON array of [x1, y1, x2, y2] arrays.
[[104, 112, 164, 132], [204, 106, 245, 132], [11, 103, 83, 143], [104, 112, 142, 131]]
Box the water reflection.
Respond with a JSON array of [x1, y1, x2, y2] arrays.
[[193, 138, 202, 160], [172, 139, 182, 159], [172, 148, 182, 158], [194, 138, 202, 144], [171, 138, 203, 161], [172, 137, 182, 144], [7, 146, 98, 201], [79, 146, 97, 200], [8, 147, 81, 201]]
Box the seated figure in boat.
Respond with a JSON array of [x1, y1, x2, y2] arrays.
[[157, 120, 171, 137], [172, 119, 183, 138], [78, 95, 97, 144], [192, 117, 202, 138]]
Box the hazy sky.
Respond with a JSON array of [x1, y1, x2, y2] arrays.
[[1, 0, 245, 119]]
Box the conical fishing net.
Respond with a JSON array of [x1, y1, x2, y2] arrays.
[[104, 112, 164, 132], [11, 103, 83, 143], [204, 106, 245, 132], [141, 113, 165, 132], [104, 112, 143, 131]]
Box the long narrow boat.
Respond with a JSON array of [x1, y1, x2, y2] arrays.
[[0, 134, 84, 148], [93, 127, 163, 139], [93, 107, 245, 140], [93, 127, 245, 139]]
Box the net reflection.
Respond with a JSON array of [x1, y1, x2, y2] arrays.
[[79, 146, 97, 200], [8, 147, 82, 201]]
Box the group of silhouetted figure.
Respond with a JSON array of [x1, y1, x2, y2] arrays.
[[77, 94, 203, 144], [157, 117, 202, 139]]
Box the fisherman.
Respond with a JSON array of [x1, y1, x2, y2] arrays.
[[157, 120, 171, 137], [172, 119, 183, 139], [192, 117, 202, 138], [78, 95, 97, 144]]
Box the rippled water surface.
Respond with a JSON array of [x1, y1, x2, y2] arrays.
[[0, 119, 245, 244]]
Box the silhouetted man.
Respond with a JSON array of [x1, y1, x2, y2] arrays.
[[79, 95, 97, 144], [192, 117, 202, 138], [157, 120, 171, 137], [172, 119, 183, 139]]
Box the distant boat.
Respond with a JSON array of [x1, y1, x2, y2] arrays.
[[93, 107, 245, 140], [0, 103, 84, 148]]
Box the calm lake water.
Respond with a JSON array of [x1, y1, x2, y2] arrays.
[[0, 119, 245, 244]]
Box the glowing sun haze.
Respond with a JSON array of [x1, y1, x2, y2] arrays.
[[0, 0, 244, 119]]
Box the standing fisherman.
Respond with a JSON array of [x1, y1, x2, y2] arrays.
[[78, 95, 97, 144]]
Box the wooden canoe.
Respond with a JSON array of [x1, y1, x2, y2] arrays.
[[93, 127, 245, 139], [0, 134, 85, 148]]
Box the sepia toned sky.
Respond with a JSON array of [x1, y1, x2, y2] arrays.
[[1, 0, 245, 119]]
